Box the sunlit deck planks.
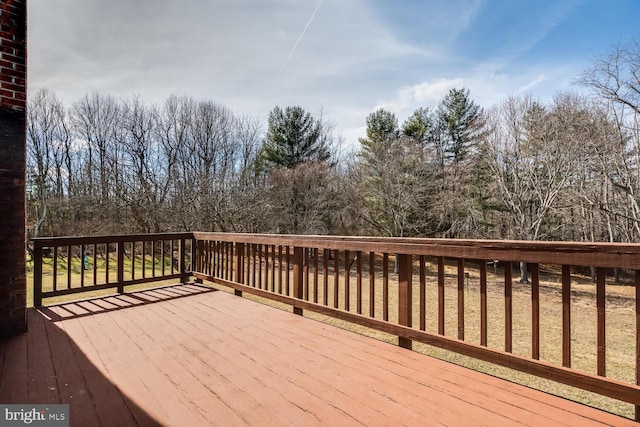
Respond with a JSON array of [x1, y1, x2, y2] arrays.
[[0, 284, 635, 426]]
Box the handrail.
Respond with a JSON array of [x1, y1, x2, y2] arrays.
[[192, 232, 640, 269], [32, 233, 194, 307]]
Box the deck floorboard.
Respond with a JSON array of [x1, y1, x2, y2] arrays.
[[1, 284, 636, 426]]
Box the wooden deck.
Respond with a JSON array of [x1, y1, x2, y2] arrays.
[[1, 284, 636, 426]]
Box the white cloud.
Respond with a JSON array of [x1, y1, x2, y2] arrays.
[[374, 78, 465, 117]]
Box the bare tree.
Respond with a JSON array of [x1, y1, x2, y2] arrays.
[[69, 93, 123, 233], [484, 93, 590, 281], [26, 88, 69, 236], [120, 97, 171, 232], [580, 38, 640, 243]]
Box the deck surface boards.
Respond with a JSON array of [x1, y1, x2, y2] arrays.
[[0, 330, 29, 403], [165, 294, 374, 426], [119, 295, 293, 426], [181, 295, 482, 426], [26, 310, 60, 404], [78, 305, 206, 426], [57, 315, 161, 427], [1, 284, 637, 426], [41, 314, 103, 427], [165, 294, 407, 427]]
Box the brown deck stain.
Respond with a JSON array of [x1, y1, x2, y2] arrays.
[[1, 284, 636, 426]]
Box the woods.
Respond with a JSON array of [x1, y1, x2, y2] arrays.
[[26, 41, 640, 244]]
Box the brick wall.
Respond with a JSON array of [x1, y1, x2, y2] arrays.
[[0, 0, 26, 337]]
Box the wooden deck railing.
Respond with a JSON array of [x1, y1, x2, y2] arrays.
[[32, 233, 194, 307], [191, 233, 640, 420], [31, 232, 640, 419]]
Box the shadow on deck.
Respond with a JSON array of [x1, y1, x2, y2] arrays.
[[1, 284, 635, 426]]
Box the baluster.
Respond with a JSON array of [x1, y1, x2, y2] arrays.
[[596, 267, 606, 376], [419, 255, 426, 331], [80, 244, 85, 288], [53, 246, 58, 291], [383, 253, 389, 322], [293, 246, 303, 316], [278, 245, 284, 294], [480, 259, 488, 347], [398, 253, 412, 349], [458, 258, 465, 340], [344, 250, 350, 311], [369, 252, 375, 318], [334, 250, 339, 309], [356, 251, 362, 314], [504, 261, 513, 353], [438, 256, 445, 335], [303, 247, 309, 300], [314, 248, 319, 303], [323, 249, 329, 305]]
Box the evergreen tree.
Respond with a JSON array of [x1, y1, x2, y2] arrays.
[[403, 107, 429, 136], [438, 88, 483, 164], [402, 107, 439, 161], [359, 109, 398, 151], [262, 106, 330, 170]]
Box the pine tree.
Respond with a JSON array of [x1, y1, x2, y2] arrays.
[[261, 106, 330, 170], [438, 88, 483, 164]]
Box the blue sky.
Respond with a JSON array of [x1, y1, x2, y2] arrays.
[[28, 0, 640, 145]]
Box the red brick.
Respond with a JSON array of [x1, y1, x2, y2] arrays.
[[0, 94, 24, 109], [0, 40, 20, 53], [0, 45, 16, 56], [1, 54, 24, 66], [1, 66, 21, 77], [1, 81, 23, 92], [0, 28, 16, 38], [0, 60, 25, 72]]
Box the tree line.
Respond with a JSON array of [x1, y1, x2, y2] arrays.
[[27, 40, 640, 246]]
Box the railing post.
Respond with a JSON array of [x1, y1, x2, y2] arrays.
[[293, 246, 304, 315], [179, 238, 188, 283], [196, 239, 204, 279], [33, 242, 43, 308], [398, 253, 412, 349], [193, 238, 203, 284], [234, 242, 244, 296], [117, 241, 124, 294]]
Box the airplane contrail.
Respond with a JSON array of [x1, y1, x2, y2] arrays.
[[278, 0, 323, 76]]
